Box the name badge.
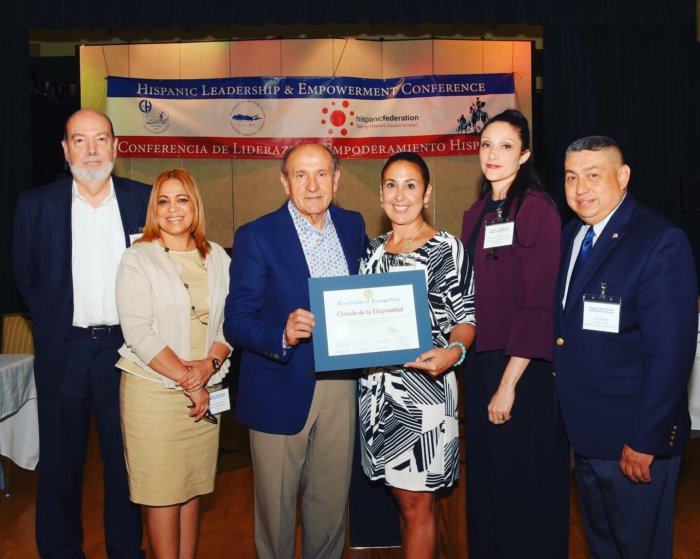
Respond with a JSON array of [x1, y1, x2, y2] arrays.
[[209, 387, 231, 414], [483, 221, 514, 249], [129, 232, 143, 246], [582, 292, 621, 333]]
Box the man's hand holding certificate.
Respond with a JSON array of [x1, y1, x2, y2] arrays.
[[309, 271, 432, 372]]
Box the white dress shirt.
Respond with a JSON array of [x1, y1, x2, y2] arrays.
[[71, 179, 126, 327], [562, 194, 626, 307]]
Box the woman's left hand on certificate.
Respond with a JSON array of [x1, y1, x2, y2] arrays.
[[177, 358, 214, 392], [405, 346, 461, 378]]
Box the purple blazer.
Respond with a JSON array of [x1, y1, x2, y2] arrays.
[[461, 189, 560, 361]]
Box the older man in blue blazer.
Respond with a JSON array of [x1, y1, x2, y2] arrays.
[[224, 143, 366, 559], [13, 109, 148, 558], [554, 136, 697, 559]]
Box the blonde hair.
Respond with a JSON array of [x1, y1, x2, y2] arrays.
[[136, 168, 211, 258]]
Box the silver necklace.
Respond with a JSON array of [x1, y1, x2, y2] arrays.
[[389, 222, 424, 254]]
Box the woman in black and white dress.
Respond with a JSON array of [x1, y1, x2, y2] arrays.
[[359, 152, 475, 558]]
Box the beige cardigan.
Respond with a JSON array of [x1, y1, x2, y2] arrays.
[[115, 240, 232, 388]]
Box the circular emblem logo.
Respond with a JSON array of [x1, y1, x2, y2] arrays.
[[363, 289, 374, 301], [139, 99, 169, 134], [229, 101, 265, 136]]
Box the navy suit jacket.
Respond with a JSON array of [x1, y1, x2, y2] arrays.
[[12, 176, 151, 398], [224, 203, 366, 435], [554, 195, 697, 459]]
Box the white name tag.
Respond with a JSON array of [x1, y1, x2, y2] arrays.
[[209, 387, 231, 414], [129, 232, 143, 246], [483, 221, 514, 249], [582, 298, 621, 333]]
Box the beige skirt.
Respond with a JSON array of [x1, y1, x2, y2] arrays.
[[120, 372, 219, 506]]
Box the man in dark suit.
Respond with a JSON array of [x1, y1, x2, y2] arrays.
[[13, 109, 149, 558], [224, 143, 365, 559], [554, 135, 697, 559]]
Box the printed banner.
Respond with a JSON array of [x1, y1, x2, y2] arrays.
[[106, 74, 515, 160]]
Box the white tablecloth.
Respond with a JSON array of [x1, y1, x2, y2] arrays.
[[0, 354, 39, 469], [689, 316, 700, 431]]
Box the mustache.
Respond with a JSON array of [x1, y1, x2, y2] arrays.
[[83, 156, 105, 163]]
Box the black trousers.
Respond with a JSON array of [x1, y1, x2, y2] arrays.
[[36, 331, 142, 559], [463, 349, 570, 559]]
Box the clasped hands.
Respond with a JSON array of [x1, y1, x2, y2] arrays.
[[176, 358, 217, 422], [176, 357, 216, 392]]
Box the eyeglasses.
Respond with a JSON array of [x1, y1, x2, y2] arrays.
[[187, 404, 218, 424]]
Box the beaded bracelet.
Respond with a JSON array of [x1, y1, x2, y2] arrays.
[[446, 341, 467, 367]]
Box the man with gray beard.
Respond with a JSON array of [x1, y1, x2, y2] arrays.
[[13, 109, 150, 558]]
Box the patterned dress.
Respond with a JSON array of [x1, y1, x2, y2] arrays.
[[358, 230, 475, 491]]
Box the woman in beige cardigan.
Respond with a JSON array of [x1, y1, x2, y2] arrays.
[[115, 168, 231, 559]]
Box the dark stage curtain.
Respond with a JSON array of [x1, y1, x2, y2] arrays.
[[25, 0, 693, 28], [541, 23, 700, 279], [0, 12, 31, 318]]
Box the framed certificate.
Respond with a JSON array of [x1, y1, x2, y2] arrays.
[[308, 271, 433, 372]]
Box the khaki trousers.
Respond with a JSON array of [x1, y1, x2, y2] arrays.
[[249, 378, 356, 559]]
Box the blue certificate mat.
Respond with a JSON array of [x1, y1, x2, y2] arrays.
[[309, 271, 433, 372]]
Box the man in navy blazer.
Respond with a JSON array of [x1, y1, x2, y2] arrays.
[[554, 136, 697, 559], [224, 143, 365, 559], [13, 109, 149, 558]]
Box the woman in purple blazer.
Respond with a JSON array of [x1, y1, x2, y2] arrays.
[[460, 110, 569, 558]]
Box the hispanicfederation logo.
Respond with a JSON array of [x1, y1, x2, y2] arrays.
[[229, 101, 265, 136], [320, 100, 355, 136], [139, 99, 170, 134]]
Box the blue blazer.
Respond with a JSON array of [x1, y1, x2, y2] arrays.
[[224, 203, 366, 435], [554, 195, 697, 459], [12, 177, 151, 398]]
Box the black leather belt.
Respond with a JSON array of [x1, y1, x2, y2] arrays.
[[71, 325, 123, 339]]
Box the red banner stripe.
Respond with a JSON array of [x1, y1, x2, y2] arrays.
[[115, 134, 481, 160]]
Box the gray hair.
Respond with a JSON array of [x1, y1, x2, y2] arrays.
[[566, 135, 623, 159], [281, 143, 340, 176]]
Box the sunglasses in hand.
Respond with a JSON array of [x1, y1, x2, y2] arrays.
[[187, 404, 218, 424]]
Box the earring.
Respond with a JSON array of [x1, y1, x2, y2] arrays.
[[424, 203, 429, 209], [380, 202, 384, 208]]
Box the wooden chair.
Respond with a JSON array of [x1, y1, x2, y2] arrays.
[[1, 313, 34, 355]]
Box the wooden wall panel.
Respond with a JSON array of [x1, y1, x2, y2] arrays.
[[331, 38, 383, 78], [80, 44, 129, 110], [281, 38, 335, 76], [127, 43, 180, 78], [230, 40, 282, 76], [381, 40, 434, 78], [231, 159, 288, 235], [180, 42, 231, 78]]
